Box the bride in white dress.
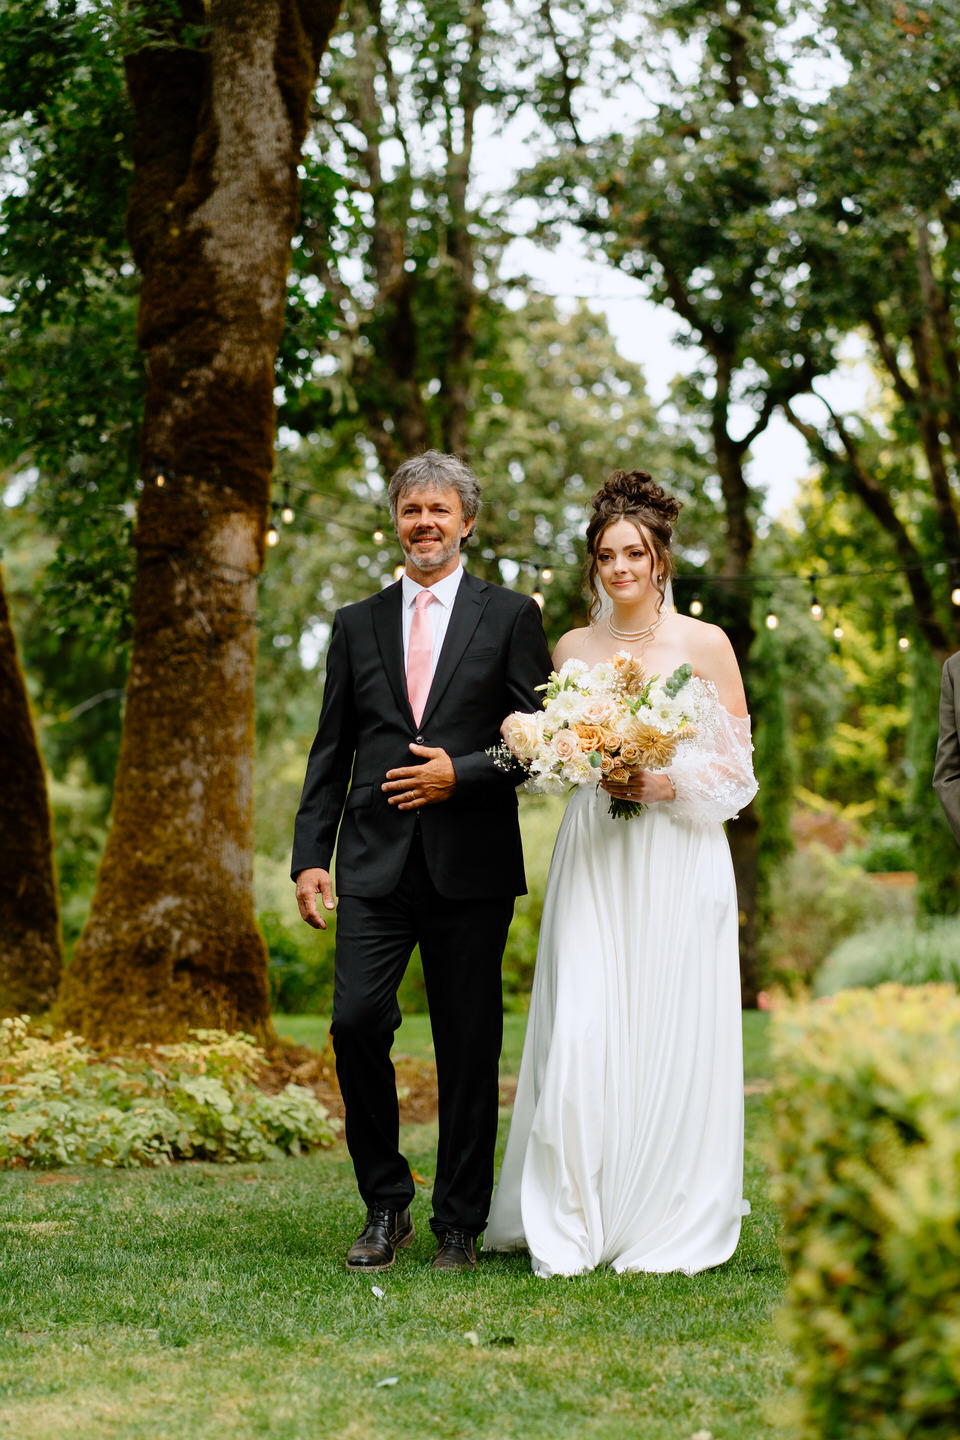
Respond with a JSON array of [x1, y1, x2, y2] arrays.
[[483, 470, 758, 1278]]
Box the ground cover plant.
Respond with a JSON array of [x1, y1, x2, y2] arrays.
[[0, 1022, 339, 1167], [0, 1013, 783, 1440]]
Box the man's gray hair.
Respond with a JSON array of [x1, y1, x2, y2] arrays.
[[387, 450, 482, 526]]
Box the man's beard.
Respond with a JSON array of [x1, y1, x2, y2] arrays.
[[403, 531, 461, 573]]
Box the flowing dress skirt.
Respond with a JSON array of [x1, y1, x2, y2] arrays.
[[483, 786, 749, 1277]]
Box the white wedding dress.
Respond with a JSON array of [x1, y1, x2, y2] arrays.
[[483, 683, 758, 1277]]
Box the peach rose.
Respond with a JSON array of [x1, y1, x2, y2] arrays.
[[602, 730, 624, 753], [552, 729, 580, 762], [618, 742, 644, 769], [607, 766, 630, 784], [571, 722, 606, 753]]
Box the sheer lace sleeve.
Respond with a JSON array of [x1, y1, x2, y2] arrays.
[[667, 696, 758, 827]]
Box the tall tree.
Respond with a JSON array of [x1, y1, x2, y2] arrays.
[[280, 0, 514, 475], [42, 0, 341, 1043], [783, 0, 960, 663], [776, 0, 960, 912], [519, 0, 825, 1002], [0, 567, 62, 1015]]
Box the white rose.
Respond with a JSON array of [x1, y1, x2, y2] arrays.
[[506, 711, 545, 761], [581, 695, 616, 726]]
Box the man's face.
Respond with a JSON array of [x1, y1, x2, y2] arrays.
[[396, 485, 472, 579]]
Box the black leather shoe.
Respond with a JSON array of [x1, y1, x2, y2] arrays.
[[432, 1229, 477, 1271], [346, 1206, 414, 1271]]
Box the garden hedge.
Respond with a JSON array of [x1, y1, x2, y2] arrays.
[[770, 984, 960, 1438]]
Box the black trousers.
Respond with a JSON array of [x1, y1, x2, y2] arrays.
[[331, 833, 514, 1237]]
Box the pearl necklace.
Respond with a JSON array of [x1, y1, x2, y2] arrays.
[[607, 611, 664, 645]]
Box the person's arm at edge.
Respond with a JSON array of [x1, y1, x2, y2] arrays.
[[291, 612, 357, 923], [933, 655, 960, 845]]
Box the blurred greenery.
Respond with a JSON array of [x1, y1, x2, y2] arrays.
[[815, 918, 960, 997]]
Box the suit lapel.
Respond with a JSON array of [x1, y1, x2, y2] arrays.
[[371, 582, 415, 725], [419, 571, 489, 730]]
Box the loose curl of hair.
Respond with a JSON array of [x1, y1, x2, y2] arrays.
[[585, 470, 682, 621]]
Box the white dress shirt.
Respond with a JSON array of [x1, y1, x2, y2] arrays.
[[400, 564, 465, 684]]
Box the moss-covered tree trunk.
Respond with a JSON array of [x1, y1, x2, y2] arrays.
[[59, 0, 342, 1043], [0, 570, 62, 1015], [0, 567, 61, 1019]]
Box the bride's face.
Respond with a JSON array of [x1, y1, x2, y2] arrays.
[[596, 519, 655, 604]]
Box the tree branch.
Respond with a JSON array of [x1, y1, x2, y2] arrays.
[[783, 399, 952, 656]]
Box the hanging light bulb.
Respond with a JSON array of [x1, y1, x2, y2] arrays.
[[155, 471, 166, 489], [373, 525, 385, 545], [898, 634, 911, 651], [689, 595, 703, 616], [532, 589, 545, 608], [765, 611, 779, 630], [833, 622, 844, 641], [282, 503, 295, 524], [266, 521, 279, 547], [393, 564, 405, 581], [541, 567, 553, 584], [810, 597, 823, 620], [951, 586, 960, 607]]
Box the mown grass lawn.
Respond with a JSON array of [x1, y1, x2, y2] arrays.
[[0, 1013, 786, 1440]]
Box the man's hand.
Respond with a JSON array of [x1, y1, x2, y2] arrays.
[[295, 867, 336, 929], [600, 770, 676, 804], [382, 743, 457, 809]]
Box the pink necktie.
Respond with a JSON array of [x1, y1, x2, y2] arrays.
[[406, 590, 436, 725]]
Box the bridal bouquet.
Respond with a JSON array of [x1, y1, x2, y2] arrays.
[[501, 653, 700, 820]]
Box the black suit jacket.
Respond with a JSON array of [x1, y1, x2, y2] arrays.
[[291, 571, 553, 899], [934, 650, 960, 846]]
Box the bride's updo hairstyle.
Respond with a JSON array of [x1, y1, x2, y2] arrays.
[[585, 470, 682, 621]]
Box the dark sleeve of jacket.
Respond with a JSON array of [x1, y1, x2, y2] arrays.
[[290, 611, 356, 876], [933, 653, 960, 846], [449, 595, 552, 795]]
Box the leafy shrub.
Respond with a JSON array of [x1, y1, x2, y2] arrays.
[[816, 917, 960, 996], [0, 1019, 340, 1168], [770, 985, 960, 1438], [763, 843, 914, 987], [858, 829, 913, 874]]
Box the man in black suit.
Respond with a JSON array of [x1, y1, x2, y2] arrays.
[[292, 451, 552, 1272]]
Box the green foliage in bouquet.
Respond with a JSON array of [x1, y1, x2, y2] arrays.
[[769, 985, 960, 1438], [0, 1019, 340, 1168]]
